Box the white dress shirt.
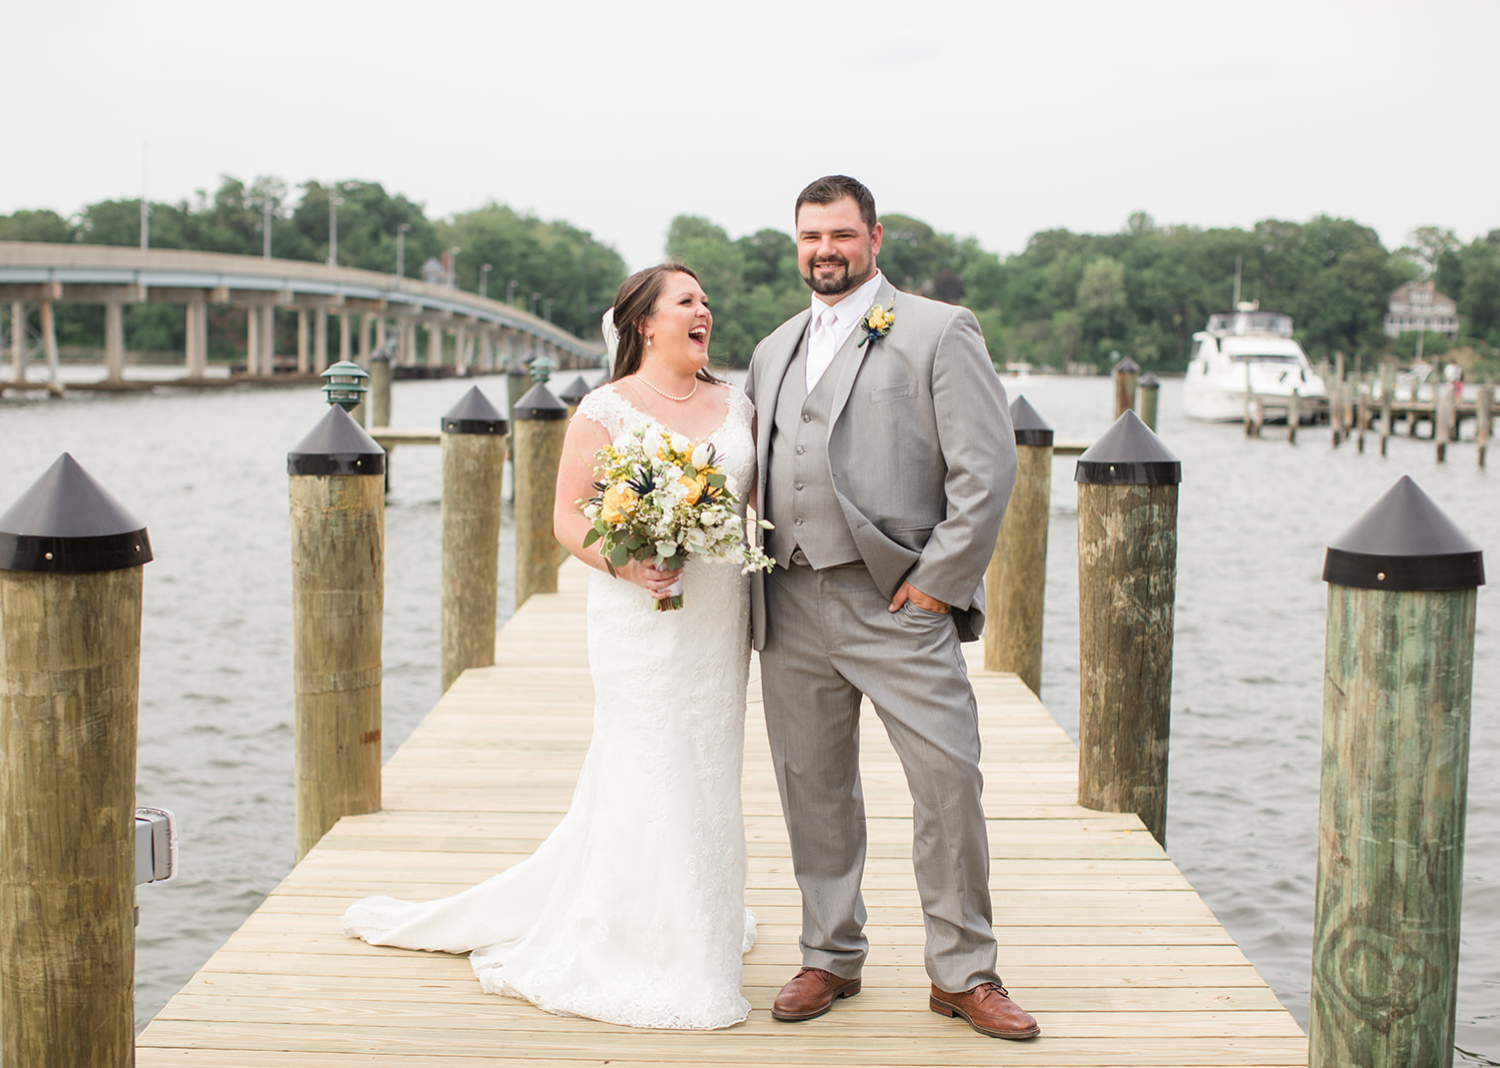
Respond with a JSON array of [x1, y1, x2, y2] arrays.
[[806, 270, 886, 392]]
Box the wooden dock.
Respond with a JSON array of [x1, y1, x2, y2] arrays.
[[137, 560, 1307, 1066]]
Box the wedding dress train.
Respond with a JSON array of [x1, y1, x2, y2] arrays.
[[342, 383, 757, 1030]]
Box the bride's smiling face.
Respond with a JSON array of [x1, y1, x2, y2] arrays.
[[641, 272, 712, 372]]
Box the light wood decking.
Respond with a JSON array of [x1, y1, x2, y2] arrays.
[[137, 559, 1307, 1066]]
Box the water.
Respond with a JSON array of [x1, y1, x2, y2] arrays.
[[0, 372, 1495, 1062]]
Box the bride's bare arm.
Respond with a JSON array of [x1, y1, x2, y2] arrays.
[[552, 415, 680, 599]]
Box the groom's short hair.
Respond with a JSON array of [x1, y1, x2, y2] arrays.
[[796, 175, 877, 233]]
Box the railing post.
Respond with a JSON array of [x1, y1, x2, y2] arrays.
[[984, 396, 1052, 693], [440, 387, 508, 693], [287, 404, 386, 860], [1074, 412, 1182, 846], [1311, 476, 1483, 1068], [511, 377, 567, 609], [0, 454, 153, 1068]]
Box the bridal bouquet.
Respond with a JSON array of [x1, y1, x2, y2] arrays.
[[582, 424, 774, 610]]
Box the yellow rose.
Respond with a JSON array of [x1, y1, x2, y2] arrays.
[[601, 483, 638, 524], [677, 476, 703, 505]]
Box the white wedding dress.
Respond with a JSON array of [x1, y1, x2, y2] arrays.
[[342, 381, 756, 1030]]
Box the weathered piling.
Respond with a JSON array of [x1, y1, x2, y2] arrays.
[[1380, 364, 1394, 457], [1478, 382, 1492, 468], [440, 387, 509, 693], [1311, 476, 1484, 1068], [368, 351, 392, 430], [1287, 388, 1300, 444], [1136, 372, 1159, 431], [1355, 383, 1370, 453], [288, 405, 386, 861], [558, 375, 591, 420], [512, 380, 567, 609], [1435, 384, 1454, 463], [0, 454, 153, 1068], [1113, 357, 1139, 420], [984, 396, 1052, 693], [1074, 412, 1181, 846]]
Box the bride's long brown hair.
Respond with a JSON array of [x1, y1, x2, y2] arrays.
[[609, 264, 723, 386]]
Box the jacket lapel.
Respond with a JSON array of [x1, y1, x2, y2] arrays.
[[828, 277, 897, 430], [756, 309, 811, 467]]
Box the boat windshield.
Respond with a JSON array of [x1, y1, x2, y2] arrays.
[[1207, 311, 1294, 337], [1231, 353, 1300, 363]]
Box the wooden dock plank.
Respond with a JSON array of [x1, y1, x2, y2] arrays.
[[137, 559, 1305, 1065]]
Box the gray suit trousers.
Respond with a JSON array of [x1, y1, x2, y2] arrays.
[[760, 559, 1001, 992]]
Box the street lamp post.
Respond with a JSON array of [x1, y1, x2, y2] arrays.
[[327, 184, 344, 267], [263, 198, 275, 259], [448, 247, 461, 289], [396, 223, 410, 279], [480, 264, 492, 299], [544, 299, 553, 322], [530, 292, 540, 315], [507, 280, 518, 306]]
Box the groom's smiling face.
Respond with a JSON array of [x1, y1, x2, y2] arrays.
[[796, 197, 882, 301]]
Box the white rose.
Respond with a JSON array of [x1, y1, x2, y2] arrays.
[[691, 442, 711, 468], [665, 464, 684, 482], [669, 432, 692, 455], [583, 503, 600, 520], [685, 528, 709, 552]]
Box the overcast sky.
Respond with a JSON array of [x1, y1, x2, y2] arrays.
[[5, 0, 1496, 272]]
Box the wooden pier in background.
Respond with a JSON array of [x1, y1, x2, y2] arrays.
[[137, 559, 1306, 1066]]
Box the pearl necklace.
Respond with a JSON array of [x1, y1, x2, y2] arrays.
[[638, 375, 698, 402]]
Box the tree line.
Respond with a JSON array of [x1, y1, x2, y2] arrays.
[[4, 176, 1497, 374]]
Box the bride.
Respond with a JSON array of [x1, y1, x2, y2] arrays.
[[341, 264, 758, 1030]]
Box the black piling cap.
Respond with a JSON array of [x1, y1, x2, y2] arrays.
[[441, 386, 508, 435], [558, 376, 591, 407], [1075, 410, 1182, 485], [0, 453, 153, 573], [1115, 357, 1141, 374], [1139, 372, 1160, 390], [287, 405, 387, 476], [1010, 395, 1054, 447], [1323, 475, 1484, 591], [512, 382, 567, 422]]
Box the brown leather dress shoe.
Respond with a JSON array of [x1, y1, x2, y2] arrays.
[[771, 966, 862, 1021], [930, 982, 1040, 1039]]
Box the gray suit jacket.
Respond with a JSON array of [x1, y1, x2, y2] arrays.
[[746, 278, 1016, 648]]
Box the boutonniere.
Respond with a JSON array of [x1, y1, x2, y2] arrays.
[[860, 299, 895, 345]]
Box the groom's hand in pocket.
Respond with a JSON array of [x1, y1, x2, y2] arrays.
[[889, 581, 950, 614]]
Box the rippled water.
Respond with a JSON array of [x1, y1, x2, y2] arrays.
[[0, 371, 1494, 1062]]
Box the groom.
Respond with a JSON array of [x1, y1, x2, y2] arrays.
[[746, 175, 1037, 1040]]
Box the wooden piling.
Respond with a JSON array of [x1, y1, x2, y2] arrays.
[[1074, 412, 1181, 846], [0, 454, 153, 1068], [1136, 372, 1159, 432], [1435, 385, 1453, 463], [985, 396, 1052, 693], [511, 381, 567, 609], [1287, 388, 1300, 444], [1380, 364, 1394, 457], [440, 387, 509, 693], [1113, 357, 1139, 420], [1355, 383, 1369, 453], [288, 407, 386, 861], [1477, 381, 1492, 468], [368, 352, 392, 430], [1312, 476, 1484, 1068]]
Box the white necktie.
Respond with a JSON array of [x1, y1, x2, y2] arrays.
[[806, 307, 838, 392]]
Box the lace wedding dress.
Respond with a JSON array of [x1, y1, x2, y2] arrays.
[[342, 381, 757, 1030]]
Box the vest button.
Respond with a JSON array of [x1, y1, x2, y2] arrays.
[[794, 481, 804, 491], [796, 446, 805, 455], [794, 517, 804, 526], [802, 413, 811, 423]]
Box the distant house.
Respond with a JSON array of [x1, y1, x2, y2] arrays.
[[1384, 280, 1459, 339]]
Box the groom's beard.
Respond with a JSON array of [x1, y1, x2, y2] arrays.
[[803, 255, 871, 297]]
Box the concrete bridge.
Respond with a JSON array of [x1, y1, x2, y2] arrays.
[[0, 242, 604, 387]]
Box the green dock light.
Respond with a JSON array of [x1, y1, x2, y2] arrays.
[[321, 360, 369, 411], [530, 354, 555, 385]]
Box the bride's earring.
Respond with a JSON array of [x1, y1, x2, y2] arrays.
[[646, 336, 652, 347]]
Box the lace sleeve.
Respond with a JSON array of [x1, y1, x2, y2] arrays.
[[574, 383, 634, 442]]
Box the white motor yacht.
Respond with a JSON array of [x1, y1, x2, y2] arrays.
[[1182, 303, 1327, 422]]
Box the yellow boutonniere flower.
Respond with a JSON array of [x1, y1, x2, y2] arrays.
[[860, 299, 895, 344]]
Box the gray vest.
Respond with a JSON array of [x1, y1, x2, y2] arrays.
[[765, 332, 862, 570]]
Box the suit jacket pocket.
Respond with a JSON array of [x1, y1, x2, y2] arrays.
[[870, 380, 917, 403]]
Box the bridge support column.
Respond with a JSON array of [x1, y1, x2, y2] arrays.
[[314, 308, 329, 371], [39, 301, 59, 383], [8, 302, 23, 381], [339, 313, 352, 363], [184, 298, 208, 379], [480, 331, 495, 371], [247, 306, 260, 375], [104, 301, 125, 382], [297, 310, 309, 374], [456, 325, 469, 370], [428, 322, 443, 367], [261, 307, 276, 374], [359, 314, 372, 364]]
